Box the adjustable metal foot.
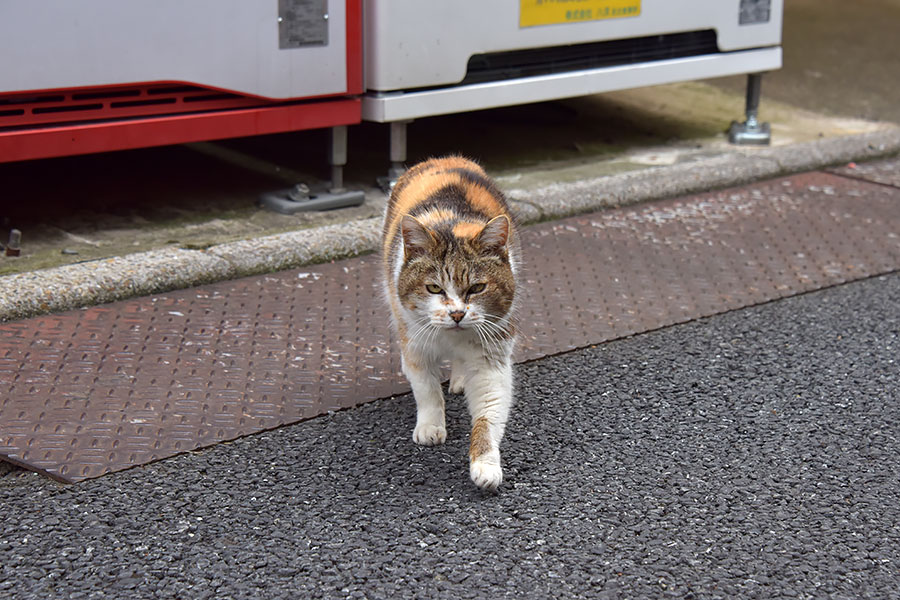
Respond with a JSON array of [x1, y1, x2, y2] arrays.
[[377, 120, 411, 192], [729, 73, 771, 146], [5, 229, 21, 257], [260, 126, 365, 214]]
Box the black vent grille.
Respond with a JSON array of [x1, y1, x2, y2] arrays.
[[462, 30, 719, 85]]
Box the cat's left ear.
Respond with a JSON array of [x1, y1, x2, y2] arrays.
[[474, 215, 510, 251]]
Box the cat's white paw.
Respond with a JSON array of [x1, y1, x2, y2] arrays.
[[470, 458, 503, 492], [413, 424, 447, 446], [448, 376, 465, 395]]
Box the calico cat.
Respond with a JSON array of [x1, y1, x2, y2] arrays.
[[382, 156, 521, 491]]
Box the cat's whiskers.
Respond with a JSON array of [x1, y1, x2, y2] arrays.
[[472, 322, 498, 361], [480, 310, 509, 327], [475, 314, 514, 361], [479, 313, 509, 334], [478, 313, 512, 342], [473, 320, 505, 361], [410, 323, 436, 348], [407, 315, 438, 351]]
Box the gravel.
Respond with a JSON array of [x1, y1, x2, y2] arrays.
[[2, 272, 899, 599]]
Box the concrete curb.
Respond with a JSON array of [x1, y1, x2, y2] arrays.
[[1, 126, 898, 322], [505, 127, 900, 219]]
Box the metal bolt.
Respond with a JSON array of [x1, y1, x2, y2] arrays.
[[6, 229, 21, 257], [287, 183, 311, 203]]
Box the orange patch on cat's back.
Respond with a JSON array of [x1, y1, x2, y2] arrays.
[[394, 166, 505, 222], [392, 171, 459, 215], [385, 160, 461, 249], [383, 156, 507, 260], [465, 184, 506, 218], [452, 221, 485, 239], [390, 156, 488, 215]]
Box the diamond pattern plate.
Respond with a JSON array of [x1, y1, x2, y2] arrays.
[[829, 157, 900, 189], [0, 261, 403, 481], [515, 171, 900, 358], [2, 169, 899, 482]]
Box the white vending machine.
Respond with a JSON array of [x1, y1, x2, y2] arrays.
[[363, 0, 783, 171]]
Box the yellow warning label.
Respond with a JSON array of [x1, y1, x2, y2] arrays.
[[520, 0, 641, 28]]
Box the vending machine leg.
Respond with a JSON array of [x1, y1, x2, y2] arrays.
[[260, 126, 365, 214], [729, 73, 771, 145], [378, 120, 412, 191]]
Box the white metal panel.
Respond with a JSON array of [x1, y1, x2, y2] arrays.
[[362, 47, 782, 122], [364, 0, 782, 91], [0, 1, 347, 99]]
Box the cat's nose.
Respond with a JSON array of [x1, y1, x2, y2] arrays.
[[449, 310, 466, 323]]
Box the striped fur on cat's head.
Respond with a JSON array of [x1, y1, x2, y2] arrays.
[[397, 212, 515, 331], [383, 157, 520, 343]]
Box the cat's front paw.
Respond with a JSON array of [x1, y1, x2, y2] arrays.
[[413, 424, 447, 446], [448, 375, 465, 395], [470, 458, 503, 492]]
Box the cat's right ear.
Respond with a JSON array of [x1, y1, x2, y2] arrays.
[[401, 215, 435, 260]]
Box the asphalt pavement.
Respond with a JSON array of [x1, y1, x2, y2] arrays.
[[2, 270, 898, 599]]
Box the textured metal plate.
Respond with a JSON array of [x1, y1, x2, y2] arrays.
[[515, 171, 900, 359], [829, 157, 900, 188], [0, 263, 401, 482], [2, 170, 899, 482]]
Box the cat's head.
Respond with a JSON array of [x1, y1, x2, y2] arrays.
[[396, 214, 516, 333]]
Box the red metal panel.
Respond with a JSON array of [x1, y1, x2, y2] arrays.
[[0, 99, 360, 163], [0, 84, 274, 129], [345, 0, 364, 95], [0, 0, 363, 162]]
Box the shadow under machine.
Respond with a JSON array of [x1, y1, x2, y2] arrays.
[[0, 0, 782, 197]]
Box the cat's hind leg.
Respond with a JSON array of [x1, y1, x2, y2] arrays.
[[465, 358, 513, 491], [402, 350, 447, 446]]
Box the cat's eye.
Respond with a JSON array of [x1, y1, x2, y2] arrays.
[[467, 283, 486, 295], [425, 283, 443, 294]]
